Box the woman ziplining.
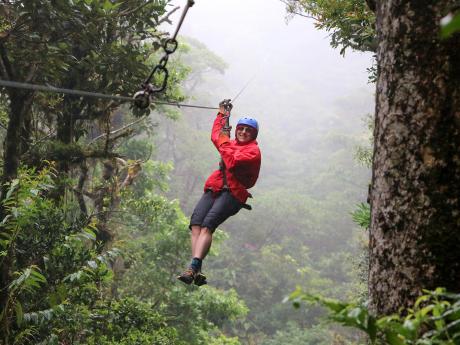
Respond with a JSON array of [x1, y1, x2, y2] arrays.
[[0, 0, 263, 287], [177, 99, 262, 286]]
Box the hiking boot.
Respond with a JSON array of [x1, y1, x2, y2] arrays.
[[177, 268, 196, 285], [194, 272, 207, 286]]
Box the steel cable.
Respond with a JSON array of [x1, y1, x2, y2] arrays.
[[0, 79, 218, 110]]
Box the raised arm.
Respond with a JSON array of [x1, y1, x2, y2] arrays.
[[211, 99, 232, 149]]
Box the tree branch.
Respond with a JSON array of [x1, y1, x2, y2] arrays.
[[278, 0, 317, 20], [157, 6, 180, 25], [118, 0, 157, 18], [90, 117, 145, 144]]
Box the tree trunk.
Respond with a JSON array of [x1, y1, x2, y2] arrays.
[[0, 90, 34, 342], [369, 0, 460, 315]]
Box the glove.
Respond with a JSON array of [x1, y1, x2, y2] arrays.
[[219, 99, 233, 114], [217, 130, 230, 146]]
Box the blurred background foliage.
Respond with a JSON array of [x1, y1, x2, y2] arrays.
[[0, 0, 378, 344]]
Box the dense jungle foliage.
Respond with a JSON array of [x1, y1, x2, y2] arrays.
[[282, 0, 460, 344], [0, 0, 373, 344], [0, 1, 248, 344], [3, 0, 458, 344]]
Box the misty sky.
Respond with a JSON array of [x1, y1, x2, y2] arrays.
[[167, 0, 374, 118], [165, 0, 375, 194]]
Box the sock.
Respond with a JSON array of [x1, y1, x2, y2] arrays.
[[190, 257, 202, 272]]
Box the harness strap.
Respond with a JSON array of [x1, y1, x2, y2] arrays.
[[241, 203, 252, 210], [220, 161, 229, 189]]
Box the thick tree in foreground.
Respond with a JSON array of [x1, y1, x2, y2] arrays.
[[369, 0, 460, 314]]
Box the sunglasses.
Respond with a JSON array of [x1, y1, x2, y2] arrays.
[[236, 126, 255, 134]]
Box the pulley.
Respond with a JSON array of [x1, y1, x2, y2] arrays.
[[133, 90, 151, 109], [133, 82, 159, 109]]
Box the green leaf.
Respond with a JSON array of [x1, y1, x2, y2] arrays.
[[102, 0, 114, 11], [5, 179, 19, 201], [0, 216, 11, 230], [385, 331, 406, 345], [420, 305, 434, 317], [351, 202, 370, 229], [367, 315, 377, 343], [414, 294, 430, 308], [15, 301, 24, 326], [441, 12, 460, 38], [319, 297, 348, 313], [30, 268, 47, 283]]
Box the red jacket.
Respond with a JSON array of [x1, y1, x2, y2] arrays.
[[204, 113, 261, 203]]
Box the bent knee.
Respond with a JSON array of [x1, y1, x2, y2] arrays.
[[191, 225, 201, 233], [201, 227, 214, 235]]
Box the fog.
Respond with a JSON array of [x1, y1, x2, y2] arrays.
[[157, 1, 375, 339], [167, 0, 374, 115], [164, 0, 374, 194]]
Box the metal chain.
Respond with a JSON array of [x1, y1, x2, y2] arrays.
[[133, 0, 195, 108], [137, 0, 195, 107], [0, 79, 218, 110]]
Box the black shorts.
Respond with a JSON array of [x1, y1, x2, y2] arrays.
[[189, 190, 242, 232]]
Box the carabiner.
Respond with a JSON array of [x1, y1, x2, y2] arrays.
[[134, 66, 170, 109]]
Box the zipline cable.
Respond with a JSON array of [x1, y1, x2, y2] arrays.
[[231, 73, 258, 104], [229, 54, 272, 105], [0, 79, 218, 110]]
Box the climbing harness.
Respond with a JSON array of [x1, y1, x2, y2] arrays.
[[133, 0, 195, 109]]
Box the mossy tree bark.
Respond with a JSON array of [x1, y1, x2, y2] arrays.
[[369, 0, 460, 314]]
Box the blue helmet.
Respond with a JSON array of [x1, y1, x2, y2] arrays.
[[237, 117, 259, 139], [237, 117, 259, 131]]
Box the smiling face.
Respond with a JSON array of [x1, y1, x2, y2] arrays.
[[236, 125, 256, 143]]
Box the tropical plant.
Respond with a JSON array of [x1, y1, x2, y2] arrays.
[[441, 12, 460, 38], [282, 0, 376, 54], [288, 287, 460, 344]]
